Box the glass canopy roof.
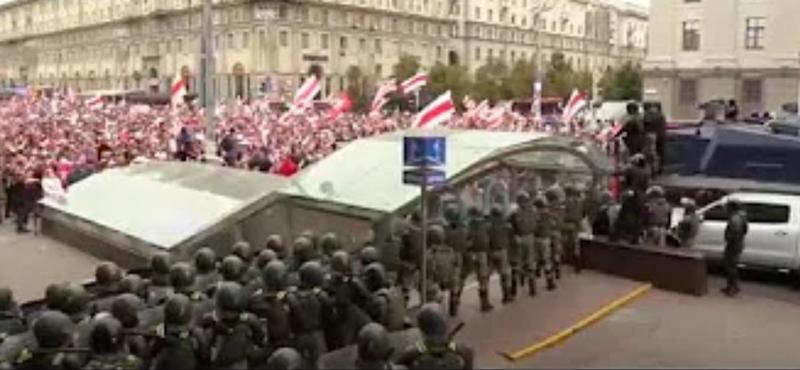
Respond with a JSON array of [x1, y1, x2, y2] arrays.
[[280, 129, 610, 215]]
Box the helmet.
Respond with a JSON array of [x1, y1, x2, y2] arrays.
[[565, 184, 579, 196], [94, 262, 123, 287], [319, 232, 340, 256], [232, 241, 253, 263], [726, 198, 743, 211], [298, 261, 325, 289], [428, 224, 446, 245], [110, 293, 144, 329], [516, 191, 531, 204], [357, 323, 392, 363], [215, 282, 244, 314], [169, 262, 196, 293], [89, 316, 123, 353], [0, 286, 13, 311], [545, 187, 561, 203], [220, 255, 245, 282], [193, 247, 217, 274], [417, 303, 448, 340], [149, 252, 171, 275], [410, 209, 422, 223], [262, 260, 288, 291], [266, 347, 304, 370], [360, 246, 380, 266], [292, 236, 315, 264], [533, 195, 548, 209], [363, 262, 388, 291], [119, 274, 146, 299], [164, 293, 193, 326], [646, 185, 665, 198], [62, 283, 90, 318], [266, 235, 286, 259], [256, 249, 278, 270], [681, 197, 697, 212], [330, 251, 351, 274], [44, 283, 69, 311], [32, 310, 74, 348]]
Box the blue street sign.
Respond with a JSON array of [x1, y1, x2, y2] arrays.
[[403, 168, 447, 187], [403, 136, 446, 168]]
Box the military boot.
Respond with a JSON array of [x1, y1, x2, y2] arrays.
[[535, 265, 542, 278], [554, 263, 562, 280], [509, 275, 518, 299], [479, 290, 493, 312], [546, 276, 557, 291], [527, 278, 537, 296], [448, 296, 460, 317], [501, 278, 513, 304]]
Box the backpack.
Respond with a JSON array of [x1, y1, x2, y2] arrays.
[[375, 287, 407, 331], [409, 341, 466, 369], [151, 328, 201, 370]]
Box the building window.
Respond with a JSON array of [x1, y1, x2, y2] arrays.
[[375, 64, 382, 77], [279, 31, 288, 47], [360, 38, 367, 50], [475, 7, 480, 20], [374, 39, 382, 54], [679, 79, 697, 105], [241, 32, 249, 48], [475, 47, 481, 60], [743, 79, 762, 103], [321, 34, 329, 49], [227, 33, 234, 49], [745, 17, 765, 50], [340, 36, 348, 51], [682, 20, 700, 51], [301, 33, 309, 48]]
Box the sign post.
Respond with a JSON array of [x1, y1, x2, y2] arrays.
[[403, 136, 446, 305]]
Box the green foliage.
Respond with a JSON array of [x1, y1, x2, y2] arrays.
[[598, 62, 643, 101], [505, 59, 537, 99], [544, 52, 574, 99], [391, 54, 421, 81], [573, 69, 594, 98], [428, 62, 472, 108], [472, 58, 512, 103]]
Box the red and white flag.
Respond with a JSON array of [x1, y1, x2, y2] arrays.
[[170, 73, 187, 107], [86, 95, 105, 110], [370, 80, 397, 114], [400, 72, 428, 95], [484, 106, 506, 129], [412, 90, 454, 129], [562, 89, 587, 124], [292, 75, 321, 107], [465, 99, 489, 120]]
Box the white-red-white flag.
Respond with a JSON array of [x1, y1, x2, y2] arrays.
[[292, 75, 321, 107], [370, 80, 396, 114], [328, 91, 353, 121], [484, 106, 506, 129], [412, 90, 454, 129], [400, 72, 428, 95], [86, 95, 105, 110], [562, 89, 587, 124], [171, 73, 187, 107], [465, 99, 488, 120]]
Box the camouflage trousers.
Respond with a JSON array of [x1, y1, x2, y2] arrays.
[[398, 261, 418, 303], [549, 233, 563, 268], [518, 234, 536, 281], [562, 227, 581, 263], [462, 252, 489, 290], [535, 237, 555, 279], [488, 249, 512, 296], [425, 256, 462, 307]]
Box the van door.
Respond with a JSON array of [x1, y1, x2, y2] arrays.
[[740, 202, 797, 269], [693, 201, 729, 259]]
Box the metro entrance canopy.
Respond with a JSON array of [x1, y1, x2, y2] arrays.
[[279, 129, 612, 222]]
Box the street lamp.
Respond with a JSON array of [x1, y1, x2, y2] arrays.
[[530, 0, 558, 122]]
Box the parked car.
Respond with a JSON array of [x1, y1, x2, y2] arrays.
[[686, 191, 800, 272]]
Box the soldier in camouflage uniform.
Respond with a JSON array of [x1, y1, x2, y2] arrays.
[[425, 224, 459, 310], [545, 185, 566, 281], [464, 207, 492, 312], [11, 310, 83, 370], [248, 260, 295, 360], [442, 206, 467, 317], [563, 185, 586, 273], [82, 316, 143, 370], [488, 206, 514, 304], [201, 282, 266, 369], [510, 192, 537, 297], [534, 195, 557, 291], [399, 211, 424, 304]]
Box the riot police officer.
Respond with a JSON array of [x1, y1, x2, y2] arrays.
[[325, 251, 371, 350], [563, 185, 586, 273], [533, 195, 556, 291], [396, 303, 473, 369], [0, 287, 24, 338], [150, 294, 210, 370], [248, 260, 294, 358], [442, 206, 467, 317], [170, 262, 213, 323], [286, 261, 331, 369], [319, 232, 342, 264], [192, 248, 220, 297], [355, 323, 396, 370], [400, 211, 425, 304], [359, 246, 381, 272], [509, 192, 537, 297], [488, 206, 513, 304], [147, 253, 173, 307], [265, 347, 304, 370], [118, 275, 147, 302], [109, 294, 150, 364], [11, 310, 81, 370], [255, 249, 278, 271], [676, 198, 701, 248], [201, 282, 266, 369], [219, 255, 246, 284], [722, 199, 748, 297], [93, 262, 124, 300], [645, 185, 671, 247], [546, 185, 566, 281], [232, 241, 260, 284], [82, 316, 143, 370], [363, 262, 407, 332], [425, 224, 459, 309], [464, 207, 492, 312], [266, 234, 288, 261]]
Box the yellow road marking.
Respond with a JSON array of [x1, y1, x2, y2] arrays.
[[500, 283, 653, 362]]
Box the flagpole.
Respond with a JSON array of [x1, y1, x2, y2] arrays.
[[415, 90, 421, 113]]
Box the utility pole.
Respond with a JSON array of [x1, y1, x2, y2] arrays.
[[531, 0, 557, 123], [201, 0, 218, 160]]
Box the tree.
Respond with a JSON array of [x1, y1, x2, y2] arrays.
[[346, 65, 371, 112], [391, 54, 421, 81], [428, 62, 472, 109], [573, 69, 594, 98], [505, 59, 537, 100], [598, 62, 643, 101], [473, 58, 511, 103], [544, 52, 575, 99]]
